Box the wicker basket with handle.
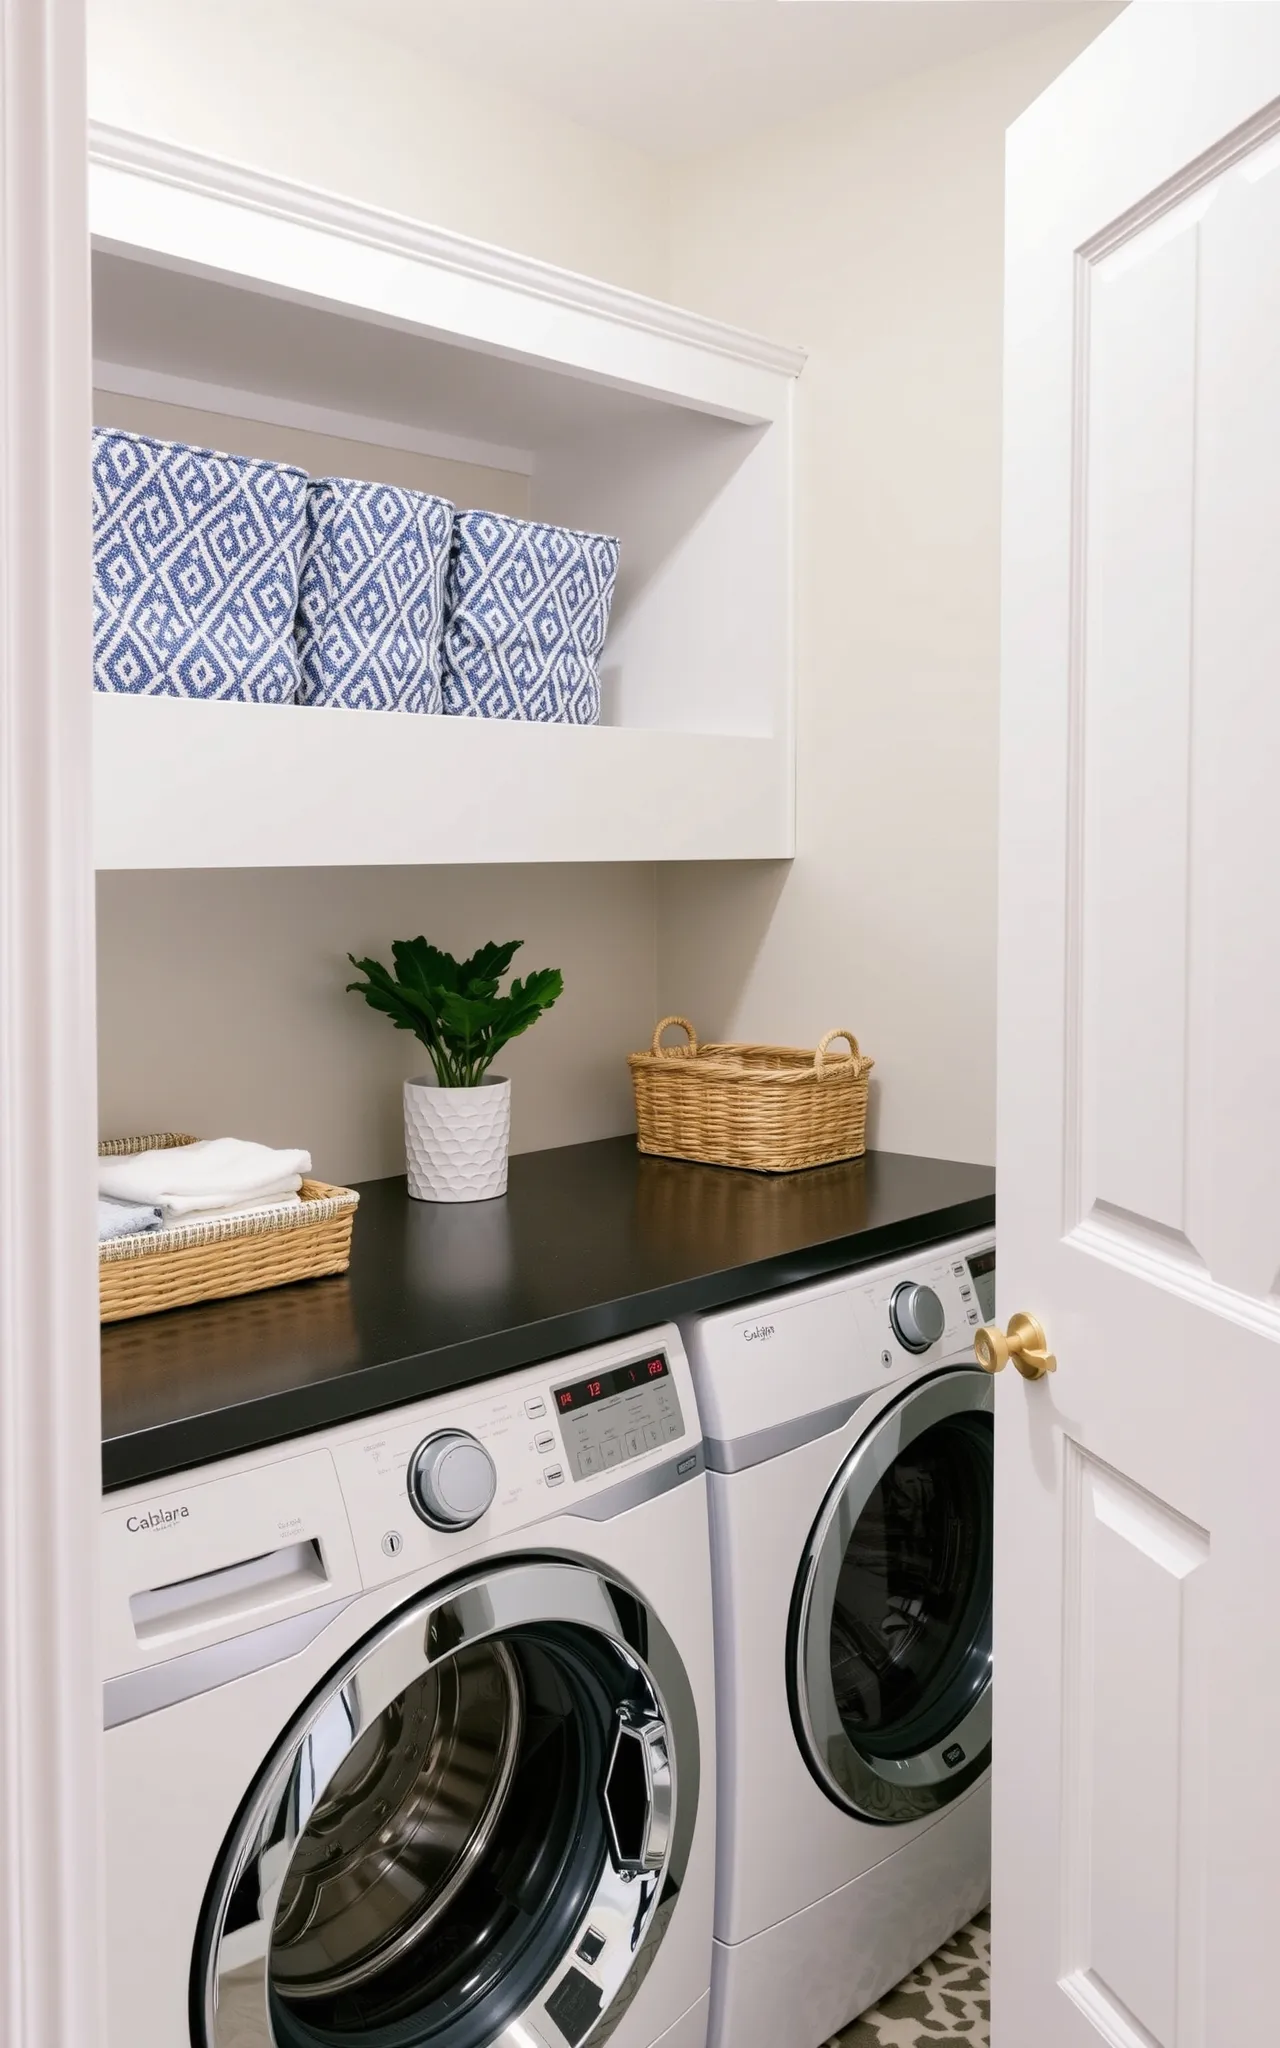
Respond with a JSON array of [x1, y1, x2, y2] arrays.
[[98, 1134, 359, 1323], [628, 1018, 874, 1173]]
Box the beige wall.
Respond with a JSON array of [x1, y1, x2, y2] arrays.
[[659, 8, 1116, 1167], [98, 865, 655, 1184], [87, 0, 671, 298]]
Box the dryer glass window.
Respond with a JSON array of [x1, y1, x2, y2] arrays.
[[790, 1368, 994, 1824], [828, 1410, 991, 1760]]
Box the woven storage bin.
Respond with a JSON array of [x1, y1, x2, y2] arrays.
[[92, 428, 308, 701], [628, 1018, 874, 1174], [98, 1134, 359, 1323], [295, 476, 455, 712], [441, 509, 619, 723]]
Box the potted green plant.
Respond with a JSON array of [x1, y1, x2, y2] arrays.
[[347, 937, 563, 1202]]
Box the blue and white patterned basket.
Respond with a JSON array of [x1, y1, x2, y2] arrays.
[[441, 511, 620, 724], [295, 478, 455, 713], [92, 428, 308, 701]]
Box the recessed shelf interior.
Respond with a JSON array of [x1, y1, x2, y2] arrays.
[[91, 247, 784, 739], [92, 247, 682, 454]]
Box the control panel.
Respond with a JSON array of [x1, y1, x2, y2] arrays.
[[552, 1350, 686, 1481], [682, 1233, 996, 1449], [328, 1325, 699, 1587]]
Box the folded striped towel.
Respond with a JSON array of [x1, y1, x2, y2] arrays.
[[98, 1137, 312, 1225], [98, 1195, 163, 1242]]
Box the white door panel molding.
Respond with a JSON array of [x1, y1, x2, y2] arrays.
[[1064, 108, 1280, 1317]]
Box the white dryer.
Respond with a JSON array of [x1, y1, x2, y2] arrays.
[[101, 1327, 714, 2048], [684, 1233, 995, 2048]]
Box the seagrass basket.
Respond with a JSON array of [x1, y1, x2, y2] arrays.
[[98, 1134, 359, 1323], [628, 1018, 874, 1174]]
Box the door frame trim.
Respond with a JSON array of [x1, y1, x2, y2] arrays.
[[0, 6, 103, 2043]]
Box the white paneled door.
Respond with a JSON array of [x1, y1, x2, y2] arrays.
[[996, 7, 1280, 2046]]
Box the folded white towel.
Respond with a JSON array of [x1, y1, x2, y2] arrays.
[[166, 1190, 303, 1229], [99, 1138, 312, 1221], [153, 1176, 302, 1224], [98, 1195, 163, 1241]]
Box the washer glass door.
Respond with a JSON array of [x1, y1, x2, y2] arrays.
[[195, 1560, 698, 2048], [790, 1367, 993, 1823]]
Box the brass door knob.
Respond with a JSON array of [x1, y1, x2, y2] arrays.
[[974, 1312, 1056, 1380]]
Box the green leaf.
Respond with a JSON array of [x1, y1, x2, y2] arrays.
[[347, 940, 562, 1084], [512, 968, 564, 1014], [458, 940, 522, 997], [347, 954, 441, 1056], [391, 936, 462, 997], [437, 990, 504, 1034]]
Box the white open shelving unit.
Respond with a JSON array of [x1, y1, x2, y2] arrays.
[[89, 124, 804, 869]]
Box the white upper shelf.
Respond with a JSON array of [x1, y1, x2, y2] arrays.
[[89, 123, 804, 442], [88, 123, 803, 870], [93, 699, 786, 869]]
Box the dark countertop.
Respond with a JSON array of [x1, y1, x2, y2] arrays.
[[101, 1137, 995, 1492]]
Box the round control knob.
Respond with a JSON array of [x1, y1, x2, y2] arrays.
[[407, 1430, 497, 1530], [889, 1281, 946, 1355]]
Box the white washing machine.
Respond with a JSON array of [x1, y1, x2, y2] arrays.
[[683, 1232, 995, 2048], [101, 1326, 714, 2048]]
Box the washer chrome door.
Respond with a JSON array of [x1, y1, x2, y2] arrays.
[[790, 1367, 993, 1824], [196, 1559, 699, 2048]]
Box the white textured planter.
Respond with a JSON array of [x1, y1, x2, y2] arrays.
[[404, 1074, 511, 1202]]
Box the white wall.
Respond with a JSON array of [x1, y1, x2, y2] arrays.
[[660, 8, 1117, 1167], [87, 0, 671, 298]]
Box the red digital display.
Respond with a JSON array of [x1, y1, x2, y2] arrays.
[[553, 1353, 669, 1414]]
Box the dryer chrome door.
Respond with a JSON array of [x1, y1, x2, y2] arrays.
[[790, 1366, 993, 1824], [195, 1560, 699, 2048]]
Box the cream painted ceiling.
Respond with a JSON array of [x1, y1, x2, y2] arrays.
[[315, 0, 1107, 160]]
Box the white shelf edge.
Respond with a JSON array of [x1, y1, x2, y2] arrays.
[[92, 695, 795, 870], [88, 120, 808, 384]]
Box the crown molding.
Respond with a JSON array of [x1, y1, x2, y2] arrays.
[[87, 120, 808, 382]]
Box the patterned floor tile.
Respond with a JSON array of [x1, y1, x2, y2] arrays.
[[825, 1911, 990, 2048]]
